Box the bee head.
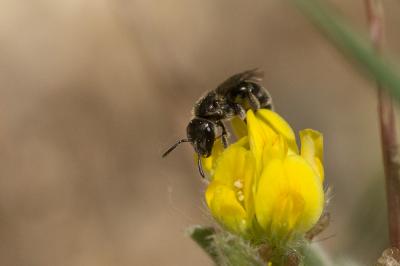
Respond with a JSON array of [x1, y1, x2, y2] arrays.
[[186, 118, 216, 157]]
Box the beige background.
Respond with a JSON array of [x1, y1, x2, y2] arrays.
[[0, 0, 399, 265]]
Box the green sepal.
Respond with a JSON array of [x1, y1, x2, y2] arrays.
[[187, 225, 264, 266], [188, 226, 219, 264]]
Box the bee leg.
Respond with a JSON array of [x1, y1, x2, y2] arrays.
[[265, 101, 274, 111], [217, 121, 229, 148], [247, 91, 261, 111], [233, 103, 247, 121]]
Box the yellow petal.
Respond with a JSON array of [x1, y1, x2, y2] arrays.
[[247, 110, 276, 172], [213, 144, 250, 185], [254, 155, 324, 240], [241, 151, 256, 219], [283, 156, 324, 233], [205, 181, 249, 234], [256, 109, 299, 154], [200, 138, 224, 178], [232, 136, 250, 150], [252, 134, 289, 192], [213, 144, 256, 215], [248, 109, 299, 176], [262, 134, 288, 166], [300, 129, 324, 183]]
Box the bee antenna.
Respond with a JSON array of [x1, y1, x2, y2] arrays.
[[197, 155, 205, 178], [162, 139, 191, 158]]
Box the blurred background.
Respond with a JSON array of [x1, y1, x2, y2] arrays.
[[1, 0, 400, 265]]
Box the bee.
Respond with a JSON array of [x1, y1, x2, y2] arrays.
[[162, 69, 273, 177]]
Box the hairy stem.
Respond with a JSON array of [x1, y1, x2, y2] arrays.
[[364, 0, 400, 248]]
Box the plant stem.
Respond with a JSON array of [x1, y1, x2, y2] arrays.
[[364, 0, 400, 248]]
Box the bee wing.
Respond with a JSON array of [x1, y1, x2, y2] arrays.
[[216, 69, 264, 94]]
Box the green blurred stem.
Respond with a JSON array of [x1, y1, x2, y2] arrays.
[[364, 0, 400, 249], [290, 0, 400, 102]]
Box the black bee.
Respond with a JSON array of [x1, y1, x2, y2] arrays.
[[162, 69, 273, 177]]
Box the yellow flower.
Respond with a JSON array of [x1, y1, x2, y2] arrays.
[[205, 142, 254, 234], [203, 109, 324, 246]]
